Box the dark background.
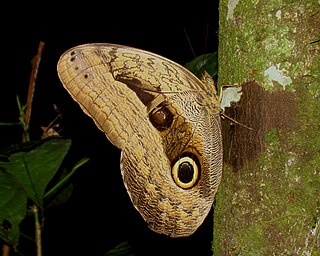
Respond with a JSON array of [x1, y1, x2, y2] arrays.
[[1, 2, 219, 256]]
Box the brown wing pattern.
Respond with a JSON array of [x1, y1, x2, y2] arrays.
[[57, 43, 223, 237]]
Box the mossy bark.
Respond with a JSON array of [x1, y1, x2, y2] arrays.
[[213, 0, 320, 255]]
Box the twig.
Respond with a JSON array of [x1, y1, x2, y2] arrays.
[[22, 41, 45, 143], [2, 244, 10, 256], [26, 41, 45, 256]]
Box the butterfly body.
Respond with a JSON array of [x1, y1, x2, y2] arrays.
[[57, 43, 222, 237]]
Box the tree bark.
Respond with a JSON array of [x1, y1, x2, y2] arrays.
[[214, 0, 320, 255]]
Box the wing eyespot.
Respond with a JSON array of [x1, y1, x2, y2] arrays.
[[171, 153, 200, 189], [149, 104, 173, 131]]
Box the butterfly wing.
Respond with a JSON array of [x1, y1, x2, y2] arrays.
[[57, 43, 223, 237]]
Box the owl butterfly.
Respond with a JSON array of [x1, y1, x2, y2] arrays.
[[57, 43, 223, 237]]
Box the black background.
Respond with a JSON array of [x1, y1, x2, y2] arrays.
[[1, 2, 219, 255]]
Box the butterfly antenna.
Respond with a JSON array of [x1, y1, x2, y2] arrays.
[[183, 28, 196, 58], [220, 111, 254, 131]]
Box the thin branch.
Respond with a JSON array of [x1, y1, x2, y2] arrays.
[[22, 41, 45, 143], [2, 244, 10, 256]]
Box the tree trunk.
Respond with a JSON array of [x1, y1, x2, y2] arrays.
[[213, 0, 320, 255]]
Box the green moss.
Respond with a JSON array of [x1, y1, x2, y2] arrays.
[[215, 127, 319, 254], [264, 128, 280, 146], [237, 225, 267, 255], [216, 0, 320, 254], [218, 0, 319, 91]]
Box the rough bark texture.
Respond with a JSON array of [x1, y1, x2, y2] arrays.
[[214, 0, 320, 255]]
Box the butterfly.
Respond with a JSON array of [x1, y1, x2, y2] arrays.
[[57, 43, 223, 237]]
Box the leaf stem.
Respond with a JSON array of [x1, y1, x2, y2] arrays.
[[31, 205, 42, 256]]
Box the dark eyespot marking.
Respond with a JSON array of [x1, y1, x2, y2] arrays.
[[70, 51, 77, 61], [149, 104, 173, 131], [171, 152, 200, 189], [178, 162, 195, 183]]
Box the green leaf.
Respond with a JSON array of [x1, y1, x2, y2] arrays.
[[185, 52, 218, 80], [0, 171, 27, 246], [0, 138, 72, 207]]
